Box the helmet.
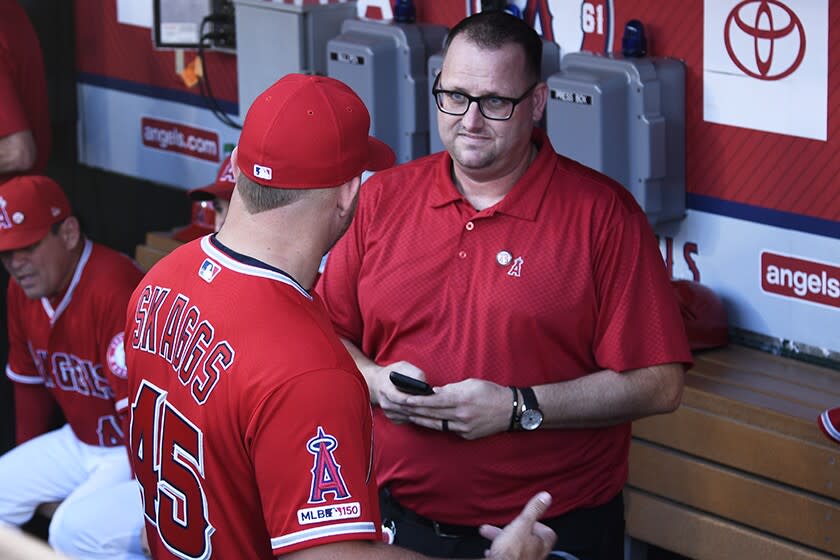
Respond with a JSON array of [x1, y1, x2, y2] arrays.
[[671, 280, 728, 351], [818, 407, 840, 446]]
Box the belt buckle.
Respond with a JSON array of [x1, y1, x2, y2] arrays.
[[431, 520, 461, 539]]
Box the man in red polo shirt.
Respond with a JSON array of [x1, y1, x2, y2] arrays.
[[317, 10, 692, 560]]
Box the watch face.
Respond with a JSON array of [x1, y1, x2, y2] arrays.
[[520, 409, 543, 431]]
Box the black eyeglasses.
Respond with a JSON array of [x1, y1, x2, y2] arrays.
[[432, 74, 538, 121]]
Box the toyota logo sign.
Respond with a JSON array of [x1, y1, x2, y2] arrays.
[[724, 0, 806, 80]]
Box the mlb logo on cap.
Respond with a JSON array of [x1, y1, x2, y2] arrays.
[[253, 164, 273, 181]]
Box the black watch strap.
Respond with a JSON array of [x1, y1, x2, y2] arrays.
[[520, 386, 539, 413], [508, 386, 519, 432]]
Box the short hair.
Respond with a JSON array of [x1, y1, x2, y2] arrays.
[[442, 10, 542, 83], [236, 173, 310, 214]]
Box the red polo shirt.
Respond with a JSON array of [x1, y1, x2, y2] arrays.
[[317, 131, 691, 525]]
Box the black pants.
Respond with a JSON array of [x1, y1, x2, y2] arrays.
[[380, 489, 625, 560]]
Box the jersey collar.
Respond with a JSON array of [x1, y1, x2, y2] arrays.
[[41, 239, 93, 325], [201, 235, 312, 300]]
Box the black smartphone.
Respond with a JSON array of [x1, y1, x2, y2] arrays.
[[389, 371, 434, 396]]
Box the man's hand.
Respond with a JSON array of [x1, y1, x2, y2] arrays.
[[372, 361, 428, 424], [0, 130, 36, 173], [0, 526, 70, 559], [405, 379, 511, 439], [481, 492, 556, 560]]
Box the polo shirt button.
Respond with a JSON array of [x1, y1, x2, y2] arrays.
[[465, 221, 475, 231], [458, 250, 467, 259]]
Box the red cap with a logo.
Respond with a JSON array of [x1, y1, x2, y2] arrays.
[[236, 74, 395, 189], [0, 175, 71, 252], [189, 155, 236, 202]]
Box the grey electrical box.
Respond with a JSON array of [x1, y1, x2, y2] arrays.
[[425, 53, 443, 154], [545, 52, 685, 224], [233, 0, 356, 114], [427, 39, 561, 155], [327, 20, 447, 164]]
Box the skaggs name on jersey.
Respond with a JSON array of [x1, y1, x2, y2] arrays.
[[129, 284, 235, 404]]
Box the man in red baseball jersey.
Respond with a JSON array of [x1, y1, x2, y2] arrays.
[[0, 175, 146, 558], [0, 1, 51, 181], [125, 73, 556, 560], [174, 156, 236, 243], [189, 154, 235, 233], [317, 11, 692, 559]]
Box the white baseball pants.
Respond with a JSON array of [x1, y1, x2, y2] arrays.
[[0, 425, 145, 559]]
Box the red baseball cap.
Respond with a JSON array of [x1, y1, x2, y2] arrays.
[[818, 407, 840, 446], [0, 175, 71, 252], [189, 155, 236, 202], [236, 74, 395, 189]]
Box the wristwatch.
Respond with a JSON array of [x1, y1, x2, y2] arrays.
[[517, 386, 544, 431]]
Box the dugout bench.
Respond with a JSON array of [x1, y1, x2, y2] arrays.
[[135, 230, 185, 271], [625, 345, 839, 559]]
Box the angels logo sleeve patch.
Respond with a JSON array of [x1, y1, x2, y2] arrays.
[[247, 370, 380, 554]]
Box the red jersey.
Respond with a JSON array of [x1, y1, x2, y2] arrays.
[[125, 236, 380, 560], [0, 0, 51, 182], [317, 130, 692, 525], [5, 240, 143, 446]]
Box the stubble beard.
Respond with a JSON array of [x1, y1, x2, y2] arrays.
[[450, 137, 497, 171]]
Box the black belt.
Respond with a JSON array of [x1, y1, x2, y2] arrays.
[[380, 489, 481, 538]]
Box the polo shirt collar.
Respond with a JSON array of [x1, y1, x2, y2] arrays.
[[430, 129, 556, 221]]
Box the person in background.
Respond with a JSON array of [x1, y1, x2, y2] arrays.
[[172, 156, 234, 243], [317, 10, 692, 560], [0, 176, 146, 559], [188, 154, 235, 233], [0, 0, 51, 181], [124, 73, 556, 560], [0, 0, 54, 459]]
